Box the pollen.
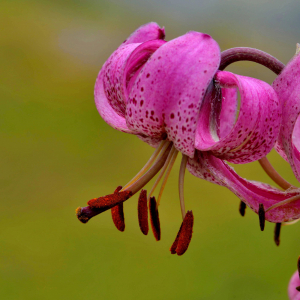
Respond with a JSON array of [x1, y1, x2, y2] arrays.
[[88, 189, 132, 212], [170, 223, 183, 254], [111, 203, 125, 232], [171, 210, 194, 256]]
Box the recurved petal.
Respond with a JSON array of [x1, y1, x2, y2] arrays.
[[95, 67, 133, 133], [122, 22, 165, 45], [273, 52, 300, 182], [288, 271, 300, 300], [95, 23, 165, 133], [195, 71, 281, 163], [126, 31, 220, 157], [102, 43, 141, 118], [187, 151, 300, 223]]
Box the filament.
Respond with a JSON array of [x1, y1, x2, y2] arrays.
[[265, 194, 300, 213], [147, 146, 176, 201], [125, 143, 173, 195], [178, 154, 188, 220], [122, 140, 170, 191], [156, 148, 179, 208], [258, 157, 293, 190]]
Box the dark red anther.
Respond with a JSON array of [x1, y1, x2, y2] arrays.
[[258, 203, 265, 231], [239, 201, 246, 217], [170, 223, 183, 254], [111, 203, 125, 232], [149, 196, 161, 241], [88, 189, 132, 213], [138, 189, 149, 235], [111, 186, 125, 231], [274, 223, 281, 246], [296, 286, 300, 292], [175, 210, 194, 256], [114, 186, 122, 194]]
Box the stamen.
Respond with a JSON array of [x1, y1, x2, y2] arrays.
[[111, 186, 125, 231], [239, 201, 246, 217], [138, 189, 149, 235], [147, 146, 177, 201], [175, 210, 194, 256], [265, 194, 300, 213], [258, 157, 293, 190], [297, 256, 300, 279], [122, 140, 170, 191], [88, 190, 132, 211], [156, 149, 179, 208], [149, 196, 161, 241], [178, 155, 188, 220], [274, 223, 281, 246], [111, 203, 125, 232], [76, 143, 173, 224], [170, 223, 183, 254], [258, 203, 265, 231]]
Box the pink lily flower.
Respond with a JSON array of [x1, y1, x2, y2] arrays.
[[288, 269, 300, 300], [76, 22, 300, 254]]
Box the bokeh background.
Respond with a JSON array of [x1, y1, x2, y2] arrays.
[[2, 0, 300, 299]]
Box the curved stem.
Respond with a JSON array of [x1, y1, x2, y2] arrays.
[[258, 157, 294, 190], [220, 47, 285, 75]]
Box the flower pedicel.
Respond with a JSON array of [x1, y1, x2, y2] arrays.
[[75, 23, 300, 291]]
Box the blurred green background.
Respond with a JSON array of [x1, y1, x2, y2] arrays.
[[1, 0, 300, 299]]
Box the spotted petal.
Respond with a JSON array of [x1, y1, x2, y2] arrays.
[[273, 52, 300, 182], [195, 71, 281, 163], [94, 23, 165, 133], [187, 151, 300, 223], [126, 31, 220, 157]]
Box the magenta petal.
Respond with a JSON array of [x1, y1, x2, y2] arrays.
[[122, 22, 165, 45], [218, 87, 238, 138], [102, 43, 141, 118], [126, 32, 220, 157], [187, 151, 300, 223], [123, 39, 166, 102], [288, 271, 300, 300], [94, 23, 165, 134], [195, 71, 281, 163], [273, 53, 300, 182], [95, 68, 132, 133]]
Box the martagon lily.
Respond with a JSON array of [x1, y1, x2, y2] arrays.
[[76, 22, 300, 256]]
